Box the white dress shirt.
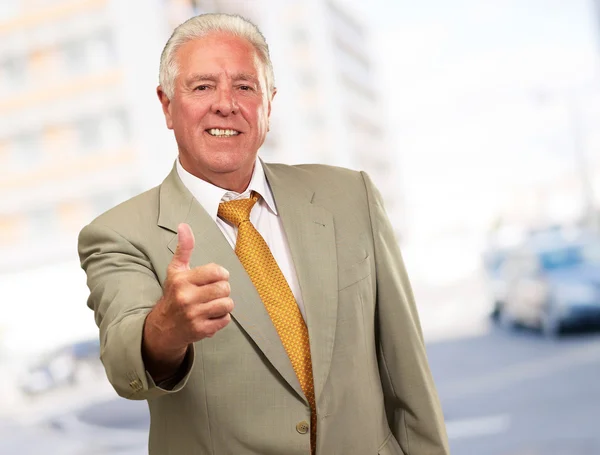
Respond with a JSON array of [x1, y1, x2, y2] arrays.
[[176, 158, 307, 321]]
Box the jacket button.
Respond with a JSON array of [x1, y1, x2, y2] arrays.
[[296, 420, 309, 434]]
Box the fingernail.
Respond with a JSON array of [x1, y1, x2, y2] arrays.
[[220, 267, 230, 278]]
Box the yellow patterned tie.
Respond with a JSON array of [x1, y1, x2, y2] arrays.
[[218, 191, 317, 454]]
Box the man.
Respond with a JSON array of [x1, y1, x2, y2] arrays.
[[78, 12, 450, 455]]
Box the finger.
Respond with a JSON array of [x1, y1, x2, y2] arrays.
[[187, 263, 230, 286], [201, 313, 232, 338], [193, 280, 231, 303], [198, 297, 235, 319], [171, 223, 195, 271], [173, 281, 230, 307]]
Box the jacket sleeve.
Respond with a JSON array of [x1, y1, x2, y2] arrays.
[[361, 171, 450, 455], [78, 222, 195, 400]]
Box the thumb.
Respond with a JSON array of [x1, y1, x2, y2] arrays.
[[171, 223, 195, 270]]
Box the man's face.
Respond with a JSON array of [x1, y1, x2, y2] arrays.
[[158, 32, 273, 190]]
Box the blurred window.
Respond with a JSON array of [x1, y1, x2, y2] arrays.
[[28, 207, 57, 238], [76, 117, 101, 152], [539, 247, 583, 270], [30, 48, 49, 74], [101, 108, 130, 148], [58, 200, 89, 233], [62, 40, 87, 74], [0, 215, 23, 246], [44, 124, 74, 155], [87, 30, 117, 70], [0, 140, 8, 173], [326, 0, 364, 40], [332, 35, 370, 84], [340, 68, 374, 99], [75, 108, 130, 153], [0, 56, 28, 92], [11, 132, 42, 169]]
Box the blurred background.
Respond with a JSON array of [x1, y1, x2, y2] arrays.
[[1, 0, 600, 454]]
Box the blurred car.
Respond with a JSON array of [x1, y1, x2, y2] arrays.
[[492, 231, 600, 337], [482, 245, 513, 320], [20, 338, 102, 396]]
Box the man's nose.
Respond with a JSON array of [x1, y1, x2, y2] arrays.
[[211, 88, 238, 116]]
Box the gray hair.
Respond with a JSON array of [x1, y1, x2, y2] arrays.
[[159, 13, 275, 99]]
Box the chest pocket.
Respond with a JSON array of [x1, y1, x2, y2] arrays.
[[338, 253, 371, 290]]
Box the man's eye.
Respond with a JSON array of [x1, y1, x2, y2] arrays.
[[195, 85, 210, 91], [239, 85, 252, 91]]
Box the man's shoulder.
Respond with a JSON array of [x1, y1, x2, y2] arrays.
[[264, 162, 364, 186], [263, 162, 371, 212]]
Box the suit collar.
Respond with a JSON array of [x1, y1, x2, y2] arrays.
[[175, 158, 278, 222], [157, 162, 194, 234]]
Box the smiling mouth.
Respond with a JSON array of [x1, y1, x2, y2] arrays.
[[206, 128, 241, 137]]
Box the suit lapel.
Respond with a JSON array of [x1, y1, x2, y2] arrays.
[[158, 165, 305, 402], [263, 163, 339, 404]]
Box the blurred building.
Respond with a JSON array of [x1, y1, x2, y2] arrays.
[[0, 0, 401, 273], [0, 0, 175, 273]]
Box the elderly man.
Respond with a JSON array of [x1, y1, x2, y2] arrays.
[[78, 12, 450, 455]]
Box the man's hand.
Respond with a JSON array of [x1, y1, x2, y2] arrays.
[[142, 223, 233, 381]]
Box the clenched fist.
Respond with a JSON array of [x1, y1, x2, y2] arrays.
[[143, 223, 233, 382]]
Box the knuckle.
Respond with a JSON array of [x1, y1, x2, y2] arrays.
[[207, 301, 224, 318], [204, 263, 220, 277], [170, 274, 185, 288], [205, 282, 221, 300], [207, 263, 228, 280], [217, 280, 230, 295], [173, 288, 188, 305], [182, 306, 196, 323]]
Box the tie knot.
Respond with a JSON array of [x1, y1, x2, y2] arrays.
[[218, 191, 260, 226]]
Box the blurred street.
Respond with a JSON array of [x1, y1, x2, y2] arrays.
[[1, 271, 599, 455], [433, 327, 600, 455]]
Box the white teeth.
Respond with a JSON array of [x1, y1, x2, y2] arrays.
[[208, 128, 240, 137]]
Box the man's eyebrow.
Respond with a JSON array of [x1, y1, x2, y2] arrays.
[[233, 73, 259, 83], [185, 73, 219, 84], [185, 73, 259, 84]]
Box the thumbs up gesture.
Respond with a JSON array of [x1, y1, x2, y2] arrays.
[[142, 223, 233, 381]]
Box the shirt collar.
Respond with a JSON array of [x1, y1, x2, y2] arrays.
[[176, 158, 278, 222]]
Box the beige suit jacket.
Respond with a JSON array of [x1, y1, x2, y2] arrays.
[[78, 162, 450, 455]]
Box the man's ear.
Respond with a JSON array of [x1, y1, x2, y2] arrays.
[[267, 87, 277, 117], [157, 86, 174, 130]]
